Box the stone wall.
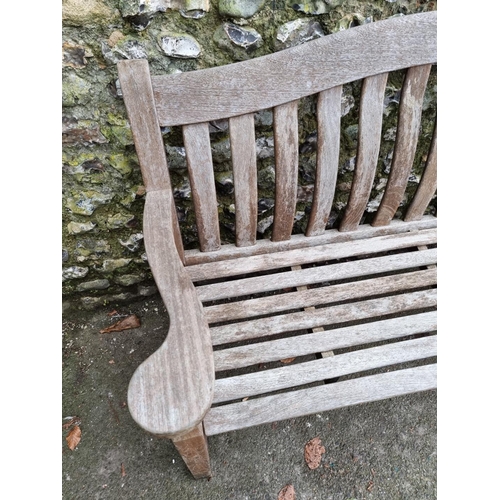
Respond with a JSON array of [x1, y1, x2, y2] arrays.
[[62, 0, 437, 310]]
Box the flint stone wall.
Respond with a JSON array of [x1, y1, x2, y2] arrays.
[[62, 0, 437, 310]]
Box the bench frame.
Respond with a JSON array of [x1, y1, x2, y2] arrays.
[[117, 11, 437, 479]]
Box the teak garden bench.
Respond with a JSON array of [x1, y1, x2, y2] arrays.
[[117, 11, 437, 479]]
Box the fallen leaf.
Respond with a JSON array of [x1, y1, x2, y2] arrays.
[[121, 463, 126, 477], [66, 425, 81, 450], [278, 484, 296, 500], [304, 437, 326, 470], [367, 480, 374, 492], [100, 314, 141, 333], [280, 357, 295, 364], [107, 309, 119, 317]]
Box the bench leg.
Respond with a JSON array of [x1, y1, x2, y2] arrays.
[[171, 422, 212, 479]]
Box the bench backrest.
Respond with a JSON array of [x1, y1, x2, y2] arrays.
[[118, 11, 437, 258]]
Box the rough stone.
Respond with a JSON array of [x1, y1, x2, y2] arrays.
[[100, 259, 132, 272], [119, 233, 144, 252], [119, 0, 209, 18], [114, 273, 146, 286], [256, 136, 274, 159], [219, 0, 266, 19], [62, 266, 89, 281], [291, 0, 341, 15], [67, 221, 96, 235], [275, 18, 324, 51], [76, 279, 111, 292], [76, 239, 111, 258], [159, 33, 202, 59], [223, 23, 262, 49], [102, 38, 148, 64], [166, 146, 187, 169], [62, 73, 92, 107], [106, 213, 136, 229], [214, 23, 262, 60], [62, 43, 87, 68], [62, 0, 119, 25], [65, 190, 114, 216]]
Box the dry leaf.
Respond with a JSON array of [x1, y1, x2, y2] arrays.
[[367, 480, 374, 492], [121, 463, 126, 477], [107, 309, 119, 317], [278, 484, 296, 500], [280, 357, 295, 364], [304, 437, 326, 470], [100, 314, 140, 333], [66, 425, 81, 450]]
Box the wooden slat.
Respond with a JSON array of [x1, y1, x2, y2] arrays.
[[306, 86, 342, 236], [183, 122, 221, 252], [272, 100, 299, 242], [214, 311, 436, 371], [204, 364, 437, 435], [211, 289, 436, 346], [214, 336, 436, 403], [116, 59, 184, 262], [372, 64, 432, 226], [127, 190, 214, 437], [405, 121, 437, 221], [339, 72, 389, 232], [190, 227, 436, 283], [205, 267, 436, 323], [184, 217, 436, 266], [197, 246, 436, 303], [151, 13, 437, 126], [229, 113, 258, 247]]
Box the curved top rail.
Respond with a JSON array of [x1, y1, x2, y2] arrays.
[[146, 11, 436, 126]]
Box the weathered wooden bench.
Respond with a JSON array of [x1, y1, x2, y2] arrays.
[[117, 11, 437, 479]]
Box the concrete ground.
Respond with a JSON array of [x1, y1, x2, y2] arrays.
[[62, 295, 436, 500]]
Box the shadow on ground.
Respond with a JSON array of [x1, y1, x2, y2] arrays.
[[62, 295, 436, 500]]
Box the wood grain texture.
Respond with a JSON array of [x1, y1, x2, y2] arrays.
[[199, 247, 436, 303], [213, 311, 436, 371], [127, 190, 214, 437], [171, 423, 211, 479], [405, 121, 437, 221], [373, 64, 432, 226], [204, 267, 436, 323], [306, 86, 342, 236], [204, 364, 437, 435], [184, 217, 437, 265], [272, 101, 299, 242], [210, 289, 436, 346], [151, 12, 437, 126], [229, 114, 258, 247], [339, 73, 389, 231], [183, 123, 221, 252], [117, 59, 184, 262], [214, 336, 436, 403], [190, 227, 437, 283]]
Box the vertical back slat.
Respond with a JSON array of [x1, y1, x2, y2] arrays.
[[372, 64, 432, 226], [272, 100, 299, 242], [405, 121, 437, 221], [339, 73, 389, 232], [183, 123, 221, 252], [117, 59, 185, 262], [229, 114, 258, 247], [306, 86, 342, 237]]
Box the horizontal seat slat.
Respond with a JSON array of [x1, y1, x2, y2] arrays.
[[213, 336, 436, 403], [198, 246, 436, 303], [204, 364, 437, 436], [190, 227, 436, 283], [210, 289, 436, 346], [184, 217, 436, 266], [205, 267, 436, 323], [214, 311, 436, 371]]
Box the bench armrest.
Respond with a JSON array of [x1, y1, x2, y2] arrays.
[[128, 190, 214, 438]]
